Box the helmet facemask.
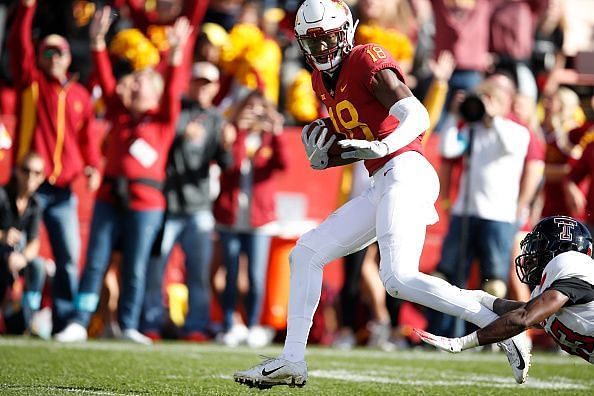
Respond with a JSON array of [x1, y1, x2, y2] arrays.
[[297, 27, 348, 72], [515, 232, 553, 286]]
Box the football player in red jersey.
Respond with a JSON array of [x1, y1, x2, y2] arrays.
[[234, 0, 530, 388]]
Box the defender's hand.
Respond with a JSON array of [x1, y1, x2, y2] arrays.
[[414, 329, 463, 353]]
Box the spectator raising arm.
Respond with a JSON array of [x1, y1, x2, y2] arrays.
[[8, 0, 38, 87], [89, 6, 116, 100], [160, 16, 193, 124]]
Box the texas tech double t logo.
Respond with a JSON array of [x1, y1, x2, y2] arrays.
[[554, 217, 578, 241]]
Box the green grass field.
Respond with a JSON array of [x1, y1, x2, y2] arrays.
[[0, 337, 592, 395]]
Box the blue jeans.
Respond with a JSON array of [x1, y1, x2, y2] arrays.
[[141, 210, 214, 334], [35, 183, 80, 333], [219, 230, 271, 329], [0, 253, 45, 331], [21, 258, 46, 330], [428, 215, 516, 337], [73, 200, 163, 331]]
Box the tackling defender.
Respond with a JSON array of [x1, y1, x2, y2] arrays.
[[417, 216, 594, 364], [234, 0, 531, 388]]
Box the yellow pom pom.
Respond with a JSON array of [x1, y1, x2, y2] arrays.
[[109, 28, 160, 71], [286, 69, 319, 123], [355, 24, 414, 62]]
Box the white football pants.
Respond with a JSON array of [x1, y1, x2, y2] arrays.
[[282, 152, 498, 362]]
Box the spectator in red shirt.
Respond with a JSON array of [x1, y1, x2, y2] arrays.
[[541, 87, 585, 219], [565, 139, 594, 234], [214, 89, 288, 348], [8, 0, 101, 334], [55, 6, 192, 345], [564, 94, 594, 233]]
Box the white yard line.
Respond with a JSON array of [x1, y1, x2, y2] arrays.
[[309, 369, 590, 390], [0, 384, 137, 396]]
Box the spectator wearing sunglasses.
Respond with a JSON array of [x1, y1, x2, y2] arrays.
[[8, 0, 102, 335], [0, 152, 47, 335]]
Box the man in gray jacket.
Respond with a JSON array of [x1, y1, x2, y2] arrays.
[[141, 62, 234, 341]]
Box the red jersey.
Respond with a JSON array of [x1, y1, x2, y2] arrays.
[[9, 3, 100, 187], [568, 140, 594, 225], [542, 122, 594, 218], [311, 44, 424, 176], [214, 130, 289, 228], [93, 49, 182, 211]]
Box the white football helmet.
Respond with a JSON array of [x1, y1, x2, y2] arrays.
[[294, 0, 358, 72]]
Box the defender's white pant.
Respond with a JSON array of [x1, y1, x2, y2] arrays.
[[282, 152, 498, 360]]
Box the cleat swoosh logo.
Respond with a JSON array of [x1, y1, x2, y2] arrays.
[[261, 365, 285, 376], [512, 342, 526, 370]]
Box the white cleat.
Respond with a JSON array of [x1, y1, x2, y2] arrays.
[[119, 329, 153, 345], [234, 357, 307, 389], [54, 323, 88, 343], [497, 332, 531, 384]]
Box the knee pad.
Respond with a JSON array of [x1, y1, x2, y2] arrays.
[[382, 274, 403, 299], [482, 279, 507, 298]]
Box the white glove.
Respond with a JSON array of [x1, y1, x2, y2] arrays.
[[338, 139, 388, 159], [301, 123, 336, 170], [414, 328, 479, 353], [414, 329, 463, 353]]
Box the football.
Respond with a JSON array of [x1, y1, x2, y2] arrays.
[[303, 117, 344, 156]]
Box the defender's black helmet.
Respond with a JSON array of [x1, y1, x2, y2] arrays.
[[515, 216, 593, 286]]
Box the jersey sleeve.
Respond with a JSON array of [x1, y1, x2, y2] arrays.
[[354, 44, 406, 91], [542, 252, 594, 305], [548, 278, 594, 306]]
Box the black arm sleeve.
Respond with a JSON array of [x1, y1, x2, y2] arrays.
[[548, 277, 594, 306]]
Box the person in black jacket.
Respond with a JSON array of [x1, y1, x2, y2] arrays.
[[0, 152, 46, 334], [140, 61, 235, 341]]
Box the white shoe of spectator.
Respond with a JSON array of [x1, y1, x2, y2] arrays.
[[218, 324, 249, 347], [380, 336, 409, 352], [367, 320, 391, 347], [55, 323, 88, 343], [247, 326, 276, 348], [120, 329, 153, 345], [30, 307, 53, 340], [332, 331, 356, 350]]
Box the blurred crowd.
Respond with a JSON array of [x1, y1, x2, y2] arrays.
[[0, 0, 593, 352]]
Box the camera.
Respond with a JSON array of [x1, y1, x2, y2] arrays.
[[459, 93, 486, 123]]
